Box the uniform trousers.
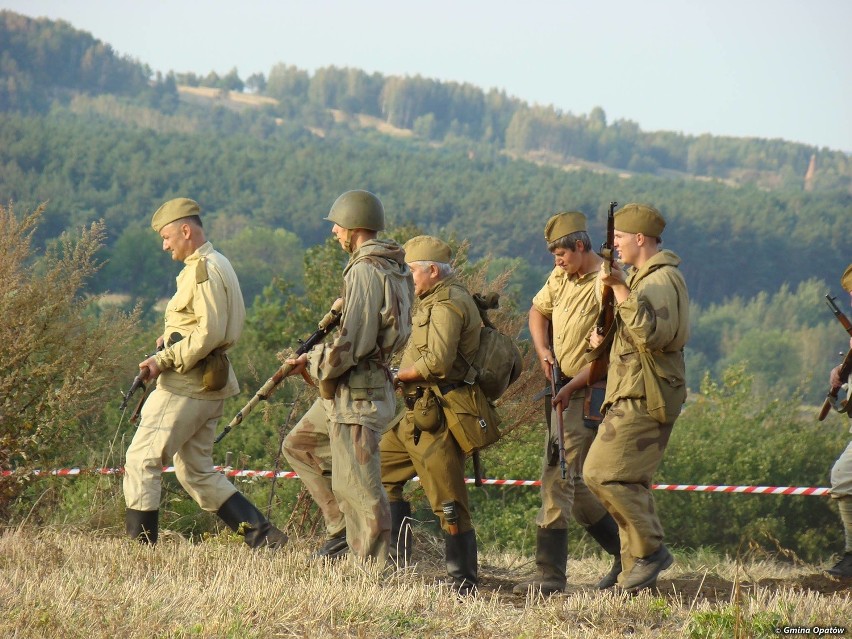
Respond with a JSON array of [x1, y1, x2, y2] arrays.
[[124, 388, 236, 512], [282, 398, 390, 563], [380, 412, 471, 533], [583, 397, 674, 583], [536, 393, 609, 529]]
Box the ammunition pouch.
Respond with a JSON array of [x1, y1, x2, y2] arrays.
[[201, 349, 230, 392], [582, 380, 607, 429], [348, 360, 388, 402]]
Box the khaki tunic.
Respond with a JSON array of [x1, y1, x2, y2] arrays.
[[124, 242, 244, 512], [584, 249, 689, 582], [154, 242, 243, 400], [532, 266, 609, 529], [381, 276, 481, 533], [532, 266, 601, 376], [284, 239, 414, 563]]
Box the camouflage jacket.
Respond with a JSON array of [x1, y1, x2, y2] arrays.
[[154, 242, 244, 400], [604, 249, 689, 423], [307, 239, 414, 430]]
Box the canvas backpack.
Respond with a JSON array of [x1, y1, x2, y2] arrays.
[[464, 293, 523, 402]]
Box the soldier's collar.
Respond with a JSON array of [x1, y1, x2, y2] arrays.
[[184, 241, 213, 264]]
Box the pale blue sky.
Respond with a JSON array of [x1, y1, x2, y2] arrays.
[[4, 0, 851, 152]]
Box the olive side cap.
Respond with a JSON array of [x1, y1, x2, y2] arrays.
[[841, 263, 852, 292], [544, 211, 587, 242], [614, 203, 666, 237], [152, 198, 200, 232], [403, 235, 452, 263]]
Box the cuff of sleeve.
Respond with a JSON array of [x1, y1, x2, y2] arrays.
[[306, 344, 326, 380], [155, 351, 174, 371], [413, 357, 432, 381]]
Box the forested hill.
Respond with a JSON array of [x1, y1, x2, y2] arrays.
[[0, 9, 849, 311]]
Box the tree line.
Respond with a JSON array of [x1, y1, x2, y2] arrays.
[[2, 10, 850, 193]]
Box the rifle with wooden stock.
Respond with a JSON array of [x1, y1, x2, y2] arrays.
[[587, 201, 618, 384], [214, 299, 344, 443], [817, 293, 852, 421]]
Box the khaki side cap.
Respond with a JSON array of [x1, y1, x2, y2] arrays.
[[152, 198, 201, 232], [842, 263, 852, 292], [614, 203, 665, 237], [544, 211, 587, 242], [404, 235, 452, 263]]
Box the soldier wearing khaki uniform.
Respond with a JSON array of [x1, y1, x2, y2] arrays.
[[124, 197, 287, 548], [584, 203, 689, 592], [381, 236, 482, 595], [282, 190, 414, 565], [825, 263, 852, 578], [514, 212, 622, 596]]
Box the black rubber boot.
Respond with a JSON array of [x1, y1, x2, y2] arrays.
[[389, 500, 413, 568], [512, 527, 568, 595], [826, 552, 852, 578], [126, 509, 159, 544], [216, 492, 288, 549], [445, 529, 478, 596], [585, 513, 622, 589], [315, 530, 348, 560]]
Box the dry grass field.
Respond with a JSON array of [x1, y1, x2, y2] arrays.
[[1, 528, 849, 638]]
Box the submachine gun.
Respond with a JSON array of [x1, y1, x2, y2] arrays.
[[214, 299, 344, 443], [817, 293, 852, 421], [550, 359, 567, 480], [119, 332, 183, 422]]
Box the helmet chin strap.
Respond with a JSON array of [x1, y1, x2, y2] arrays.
[[343, 228, 354, 253]]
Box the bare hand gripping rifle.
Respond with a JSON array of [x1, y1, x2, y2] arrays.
[[817, 293, 852, 421], [119, 332, 183, 423], [587, 201, 618, 385], [214, 298, 344, 443]]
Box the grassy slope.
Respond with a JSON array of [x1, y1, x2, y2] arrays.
[[1, 529, 849, 638]]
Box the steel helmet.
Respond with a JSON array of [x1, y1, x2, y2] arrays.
[[324, 190, 385, 231]]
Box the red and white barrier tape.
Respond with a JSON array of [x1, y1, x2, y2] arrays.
[[0, 467, 832, 496]]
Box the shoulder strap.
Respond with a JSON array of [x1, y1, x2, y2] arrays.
[[196, 257, 209, 284]]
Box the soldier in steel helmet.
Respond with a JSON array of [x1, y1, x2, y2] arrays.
[[825, 263, 852, 579], [513, 211, 622, 596], [124, 197, 287, 548], [282, 190, 414, 565], [584, 203, 689, 592], [380, 235, 485, 595]]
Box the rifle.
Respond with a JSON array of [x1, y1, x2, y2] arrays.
[[587, 201, 617, 384], [550, 360, 567, 480], [215, 298, 344, 443], [826, 293, 852, 337], [119, 332, 183, 422], [818, 294, 852, 420]]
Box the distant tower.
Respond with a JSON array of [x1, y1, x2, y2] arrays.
[[804, 154, 816, 191]]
